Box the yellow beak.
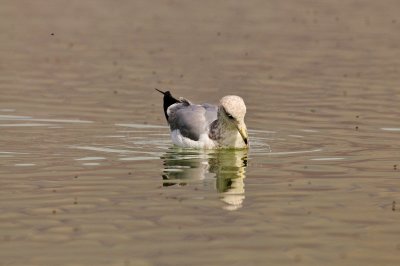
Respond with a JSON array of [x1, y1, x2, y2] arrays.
[[236, 123, 248, 146]]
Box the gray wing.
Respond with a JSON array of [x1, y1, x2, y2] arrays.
[[167, 102, 218, 141]]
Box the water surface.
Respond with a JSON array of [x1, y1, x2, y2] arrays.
[[1, 1, 400, 265]]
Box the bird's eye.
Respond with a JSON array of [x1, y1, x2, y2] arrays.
[[226, 113, 234, 119]]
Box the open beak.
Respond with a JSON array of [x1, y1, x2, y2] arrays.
[[236, 123, 248, 146]]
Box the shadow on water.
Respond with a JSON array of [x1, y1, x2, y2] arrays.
[[160, 148, 248, 210]]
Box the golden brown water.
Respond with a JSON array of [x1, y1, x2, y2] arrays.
[[1, 1, 400, 265]]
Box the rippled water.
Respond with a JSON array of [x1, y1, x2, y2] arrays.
[[1, 1, 400, 265]]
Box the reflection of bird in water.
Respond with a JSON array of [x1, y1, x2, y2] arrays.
[[160, 148, 248, 210], [156, 89, 248, 149]]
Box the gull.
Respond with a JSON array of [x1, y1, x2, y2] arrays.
[[156, 89, 248, 149]]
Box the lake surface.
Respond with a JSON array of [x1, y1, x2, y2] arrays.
[[1, 1, 399, 265]]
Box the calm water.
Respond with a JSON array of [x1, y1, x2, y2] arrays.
[[1, 1, 400, 265]]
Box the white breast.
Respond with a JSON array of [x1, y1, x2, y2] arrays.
[[170, 129, 217, 149]]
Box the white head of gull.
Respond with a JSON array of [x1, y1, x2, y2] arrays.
[[156, 89, 248, 149]]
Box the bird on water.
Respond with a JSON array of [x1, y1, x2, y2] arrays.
[[156, 89, 248, 149]]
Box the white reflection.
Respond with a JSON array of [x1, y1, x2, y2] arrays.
[[116, 123, 168, 129], [160, 148, 248, 211], [75, 157, 106, 161], [82, 162, 100, 166], [311, 157, 345, 161], [0, 123, 52, 127], [0, 115, 92, 123], [381, 128, 400, 132]]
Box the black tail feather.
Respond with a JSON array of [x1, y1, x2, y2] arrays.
[[155, 89, 181, 121]]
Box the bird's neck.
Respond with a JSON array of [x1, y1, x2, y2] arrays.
[[209, 112, 245, 148]]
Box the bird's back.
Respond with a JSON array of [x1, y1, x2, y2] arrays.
[[167, 102, 217, 141]]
